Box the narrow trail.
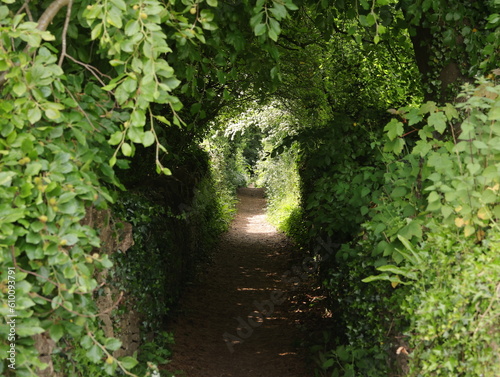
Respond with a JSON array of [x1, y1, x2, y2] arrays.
[[164, 187, 311, 377]]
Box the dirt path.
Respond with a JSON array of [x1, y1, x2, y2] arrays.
[[163, 187, 311, 377]]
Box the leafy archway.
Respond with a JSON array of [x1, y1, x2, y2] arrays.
[[1, 0, 498, 375]]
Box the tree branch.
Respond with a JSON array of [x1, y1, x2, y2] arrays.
[[0, 0, 70, 88], [58, 0, 73, 66], [16, 0, 34, 21], [65, 54, 111, 86], [36, 0, 70, 31]]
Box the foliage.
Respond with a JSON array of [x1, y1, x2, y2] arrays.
[[0, 0, 498, 375], [402, 0, 500, 99], [0, 0, 298, 372], [204, 131, 251, 190], [256, 146, 301, 230], [112, 168, 232, 328], [298, 75, 500, 376], [401, 231, 500, 376], [111, 192, 180, 332], [190, 172, 236, 246], [133, 331, 175, 375], [360, 76, 500, 375], [278, 20, 499, 370], [52, 331, 125, 377]]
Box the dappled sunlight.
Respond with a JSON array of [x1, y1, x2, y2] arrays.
[[236, 287, 274, 292], [244, 214, 277, 234]]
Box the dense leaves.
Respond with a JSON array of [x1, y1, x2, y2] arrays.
[[0, 0, 499, 375], [0, 0, 296, 372]]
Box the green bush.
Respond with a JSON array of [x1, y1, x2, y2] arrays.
[[360, 76, 500, 375], [402, 230, 500, 376], [296, 76, 500, 376], [255, 146, 301, 231]]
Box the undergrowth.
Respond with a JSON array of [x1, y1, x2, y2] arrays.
[[296, 76, 500, 377], [255, 147, 301, 232]]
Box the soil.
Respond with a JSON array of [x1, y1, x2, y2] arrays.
[[162, 187, 313, 377]]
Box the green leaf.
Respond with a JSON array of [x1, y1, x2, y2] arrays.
[[359, 14, 368, 27], [200, 9, 214, 22], [336, 345, 349, 362], [399, 220, 422, 240], [142, 131, 155, 147], [322, 358, 334, 369], [443, 103, 459, 120], [366, 13, 376, 27], [427, 191, 441, 203], [270, 3, 287, 20], [44, 108, 61, 120], [80, 335, 93, 349], [391, 186, 407, 198], [384, 138, 405, 154], [377, 264, 417, 280], [86, 345, 103, 363], [269, 18, 281, 36], [207, 0, 218, 6], [105, 338, 122, 351], [106, 7, 123, 28], [58, 199, 81, 215], [91, 23, 103, 40], [121, 77, 137, 93], [130, 110, 146, 127], [119, 356, 138, 370], [419, 101, 437, 114], [428, 111, 447, 134], [154, 115, 170, 125], [109, 131, 123, 145], [17, 325, 45, 337], [25, 162, 42, 176], [412, 140, 432, 157], [362, 273, 405, 284], [0, 207, 25, 223], [110, 0, 126, 11], [121, 142, 132, 156], [385, 119, 404, 140], [125, 20, 140, 36], [254, 23, 267, 36], [396, 235, 422, 265], [0, 5, 9, 19], [489, 105, 500, 120], [268, 28, 278, 41], [99, 255, 113, 269], [250, 12, 263, 28], [283, 0, 298, 10], [49, 323, 64, 342], [164, 77, 181, 90], [27, 107, 42, 124], [0, 172, 16, 186], [27, 230, 41, 243], [13, 82, 27, 96]]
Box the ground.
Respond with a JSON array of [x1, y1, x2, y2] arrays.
[[163, 187, 313, 377]]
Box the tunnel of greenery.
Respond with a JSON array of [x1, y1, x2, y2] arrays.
[[0, 0, 499, 376]]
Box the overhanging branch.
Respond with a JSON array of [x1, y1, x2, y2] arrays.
[[36, 0, 70, 31], [0, 0, 70, 88]]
